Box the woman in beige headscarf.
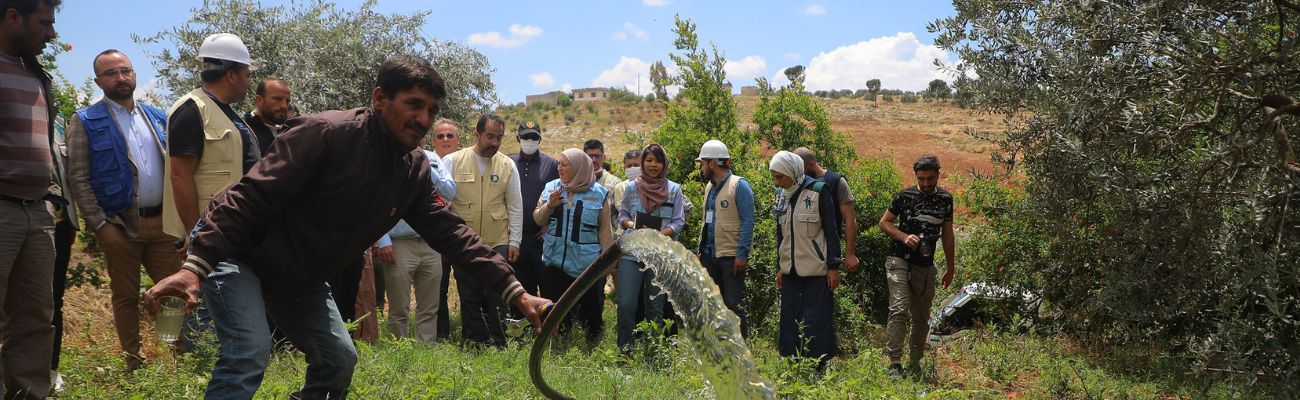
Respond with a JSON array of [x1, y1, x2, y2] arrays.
[[533, 148, 612, 345]]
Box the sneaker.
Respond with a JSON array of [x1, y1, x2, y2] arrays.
[[886, 363, 905, 379], [50, 370, 65, 393]]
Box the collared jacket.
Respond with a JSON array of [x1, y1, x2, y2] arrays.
[[510, 151, 559, 246], [185, 108, 523, 301], [67, 99, 168, 236]]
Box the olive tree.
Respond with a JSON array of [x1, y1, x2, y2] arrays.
[[134, 0, 497, 125], [932, 1, 1299, 386]]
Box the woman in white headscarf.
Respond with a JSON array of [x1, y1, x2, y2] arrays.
[[769, 150, 842, 370], [534, 148, 613, 345]]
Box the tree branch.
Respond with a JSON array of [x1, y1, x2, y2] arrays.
[[1262, 106, 1300, 174]]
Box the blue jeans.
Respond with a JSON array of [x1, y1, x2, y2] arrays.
[[615, 258, 666, 350], [202, 259, 357, 399], [701, 254, 748, 339]]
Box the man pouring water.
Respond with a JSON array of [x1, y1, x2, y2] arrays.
[[143, 54, 552, 399]]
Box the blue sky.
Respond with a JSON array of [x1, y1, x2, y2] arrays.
[[52, 0, 959, 106]]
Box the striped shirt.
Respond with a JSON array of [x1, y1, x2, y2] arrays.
[[0, 52, 51, 200]]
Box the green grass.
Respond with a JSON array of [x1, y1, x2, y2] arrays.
[[54, 302, 1280, 399]]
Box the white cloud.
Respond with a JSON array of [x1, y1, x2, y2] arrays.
[[643, 0, 670, 6], [803, 32, 956, 92], [803, 4, 826, 16], [592, 57, 653, 95], [614, 22, 649, 42], [467, 24, 544, 49], [591, 57, 682, 96], [530, 72, 555, 89], [770, 71, 792, 88], [561, 83, 573, 92], [724, 56, 767, 82]]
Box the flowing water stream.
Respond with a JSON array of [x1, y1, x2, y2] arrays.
[[529, 229, 775, 399]]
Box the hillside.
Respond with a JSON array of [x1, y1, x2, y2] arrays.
[[496, 97, 1003, 179]]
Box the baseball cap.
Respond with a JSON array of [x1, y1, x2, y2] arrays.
[[518, 121, 542, 139]]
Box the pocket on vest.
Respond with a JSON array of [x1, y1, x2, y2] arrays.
[[797, 213, 819, 237], [89, 135, 120, 173], [195, 170, 233, 199]]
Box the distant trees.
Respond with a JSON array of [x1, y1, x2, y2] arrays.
[[649, 60, 671, 101], [865, 78, 881, 102], [925, 79, 951, 100], [607, 87, 642, 104], [783, 65, 806, 88]]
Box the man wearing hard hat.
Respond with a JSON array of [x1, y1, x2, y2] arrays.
[[164, 33, 261, 246], [695, 139, 756, 339]]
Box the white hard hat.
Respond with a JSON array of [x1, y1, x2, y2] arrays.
[[196, 33, 256, 70], [696, 139, 731, 161]]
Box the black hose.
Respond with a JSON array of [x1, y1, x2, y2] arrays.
[[529, 244, 626, 400]]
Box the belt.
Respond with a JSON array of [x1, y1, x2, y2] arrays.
[[139, 205, 163, 218], [0, 194, 43, 206]]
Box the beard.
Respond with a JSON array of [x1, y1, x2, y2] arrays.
[[104, 84, 135, 101], [264, 109, 288, 125]]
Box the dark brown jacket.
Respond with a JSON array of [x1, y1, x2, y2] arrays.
[[185, 107, 523, 300]]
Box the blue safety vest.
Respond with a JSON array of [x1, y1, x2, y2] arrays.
[[541, 180, 609, 277], [74, 101, 167, 217]]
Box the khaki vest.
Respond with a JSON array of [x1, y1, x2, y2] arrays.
[[449, 148, 514, 247], [777, 184, 830, 276], [162, 88, 244, 238], [702, 173, 743, 257]]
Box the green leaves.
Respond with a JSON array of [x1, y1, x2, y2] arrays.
[[935, 0, 1300, 386], [136, 0, 497, 125]]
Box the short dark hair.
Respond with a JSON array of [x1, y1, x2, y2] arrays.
[[255, 76, 286, 97], [913, 154, 941, 172], [376, 54, 446, 101], [641, 143, 668, 170], [475, 114, 504, 133], [793, 147, 816, 164], [1, 0, 61, 17], [91, 49, 125, 73], [583, 139, 605, 153], [200, 57, 245, 83], [624, 149, 642, 160]]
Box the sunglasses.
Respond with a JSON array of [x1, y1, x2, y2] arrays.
[[435, 134, 457, 140], [519, 133, 541, 141]]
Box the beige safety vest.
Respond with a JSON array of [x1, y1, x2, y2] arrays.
[[702, 173, 743, 257], [162, 88, 244, 238], [777, 185, 830, 276], [449, 148, 514, 247]]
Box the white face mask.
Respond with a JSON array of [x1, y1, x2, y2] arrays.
[[519, 139, 540, 155], [625, 166, 642, 181]]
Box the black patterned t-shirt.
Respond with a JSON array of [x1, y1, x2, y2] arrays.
[[887, 186, 953, 266]]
